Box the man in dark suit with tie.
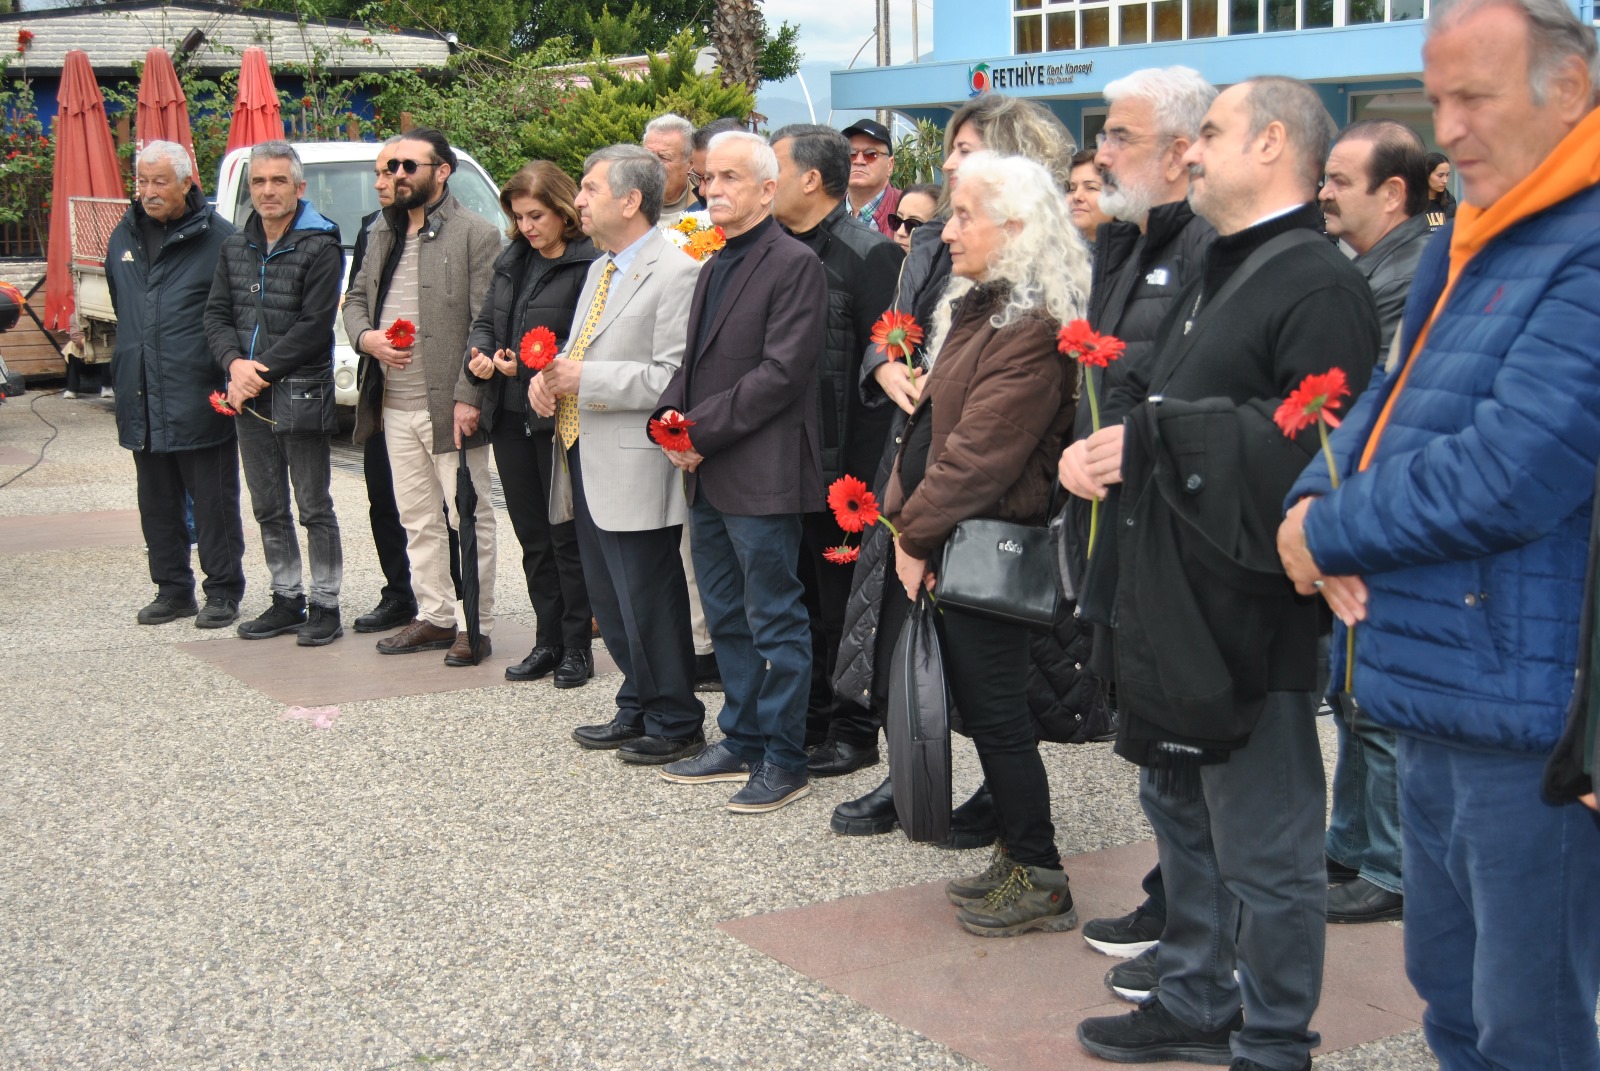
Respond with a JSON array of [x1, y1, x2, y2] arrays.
[[654, 130, 828, 814]]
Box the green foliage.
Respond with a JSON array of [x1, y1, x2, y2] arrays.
[[890, 119, 945, 189], [517, 0, 704, 55], [520, 30, 752, 178], [755, 20, 802, 85], [580, 2, 653, 55], [0, 60, 53, 243]]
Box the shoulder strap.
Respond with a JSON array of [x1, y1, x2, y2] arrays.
[[1151, 228, 1323, 394]]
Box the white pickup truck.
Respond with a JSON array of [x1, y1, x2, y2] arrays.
[[71, 141, 505, 406]]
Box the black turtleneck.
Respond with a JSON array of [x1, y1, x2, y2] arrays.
[[694, 214, 773, 356], [1200, 202, 1324, 307]]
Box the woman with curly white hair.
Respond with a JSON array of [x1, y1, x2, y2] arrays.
[[882, 150, 1091, 936]]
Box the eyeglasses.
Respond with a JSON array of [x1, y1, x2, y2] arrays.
[[887, 214, 927, 234], [688, 168, 704, 185], [849, 149, 886, 163], [383, 158, 440, 176], [1094, 129, 1161, 151]]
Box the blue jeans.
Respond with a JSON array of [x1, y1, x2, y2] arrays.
[[1326, 703, 1402, 893], [1399, 736, 1600, 1071], [689, 498, 809, 774], [237, 415, 342, 609]]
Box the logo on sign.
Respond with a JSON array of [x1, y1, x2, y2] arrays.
[[968, 63, 991, 97]]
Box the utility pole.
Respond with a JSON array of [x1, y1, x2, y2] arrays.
[[875, 0, 891, 128], [912, 0, 920, 62]]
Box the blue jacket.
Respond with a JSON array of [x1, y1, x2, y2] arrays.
[[1289, 182, 1600, 754]]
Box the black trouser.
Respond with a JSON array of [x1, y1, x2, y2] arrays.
[[798, 510, 878, 746], [363, 429, 459, 604], [133, 441, 246, 603], [491, 419, 591, 650]]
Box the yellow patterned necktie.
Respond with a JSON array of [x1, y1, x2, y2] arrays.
[[556, 259, 617, 451]]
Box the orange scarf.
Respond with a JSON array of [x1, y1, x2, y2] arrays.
[[1358, 107, 1600, 470]]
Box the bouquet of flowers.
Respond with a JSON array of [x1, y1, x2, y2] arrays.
[[665, 212, 727, 262]]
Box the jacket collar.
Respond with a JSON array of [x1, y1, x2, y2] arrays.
[[1354, 212, 1431, 276], [382, 186, 459, 239], [243, 198, 335, 249], [128, 182, 213, 238]]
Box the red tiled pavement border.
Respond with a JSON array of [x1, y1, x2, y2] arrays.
[[721, 840, 1423, 1071]]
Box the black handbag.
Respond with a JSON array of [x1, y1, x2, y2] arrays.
[[886, 590, 953, 843], [935, 491, 1063, 630]]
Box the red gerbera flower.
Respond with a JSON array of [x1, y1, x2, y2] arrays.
[[208, 390, 236, 416], [1273, 367, 1351, 437], [519, 326, 558, 371], [385, 318, 416, 349], [1056, 319, 1126, 368], [828, 475, 880, 534], [16, 29, 33, 52], [648, 411, 696, 452], [823, 544, 861, 565], [870, 310, 925, 363]]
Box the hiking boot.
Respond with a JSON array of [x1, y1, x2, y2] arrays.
[[194, 597, 240, 630], [955, 864, 1078, 938], [297, 603, 343, 647], [353, 595, 416, 634], [1083, 901, 1165, 957], [945, 842, 1016, 906], [1107, 944, 1159, 1003], [1076, 994, 1241, 1066], [137, 593, 198, 625], [236, 593, 306, 639], [726, 762, 810, 813]]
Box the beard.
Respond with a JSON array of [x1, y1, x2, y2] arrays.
[[1097, 166, 1158, 224], [393, 175, 439, 212]]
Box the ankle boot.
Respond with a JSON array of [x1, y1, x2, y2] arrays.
[[829, 775, 896, 836], [941, 780, 1000, 850]]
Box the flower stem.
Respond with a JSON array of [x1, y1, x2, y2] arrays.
[[1319, 416, 1355, 694], [1319, 419, 1339, 490], [1086, 371, 1102, 559]]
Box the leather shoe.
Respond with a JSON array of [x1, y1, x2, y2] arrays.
[[553, 648, 594, 689], [377, 619, 457, 655], [830, 775, 898, 835], [940, 781, 1000, 851], [1326, 854, 1360, 885], [507, 645, 562, 681], [1326, 876, 1403, 923], [572, 717, 645, 750], [693, 652, 723, 692], [807, 737, 881, 777], [444, 632, 491, 667], [354, 596, 417, 634], [618, 730, 707, 765]]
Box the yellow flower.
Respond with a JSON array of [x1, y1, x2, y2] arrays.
[[674, 217, 699, 235]]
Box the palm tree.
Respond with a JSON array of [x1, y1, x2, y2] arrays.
[[709, 0, 763, 93]]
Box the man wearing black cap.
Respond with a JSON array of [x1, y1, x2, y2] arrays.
[[841, 119, 901, 238]]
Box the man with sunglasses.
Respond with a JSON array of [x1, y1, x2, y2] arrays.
[[841, 119, 901, 238], [344, 128, 504, 667]]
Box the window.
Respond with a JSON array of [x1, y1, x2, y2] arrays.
[[1153, 0, 1185, 38], [1016, 12, 1044, 50], [1120, 2, 1150, 42], [1189, 0, 1220, 36]]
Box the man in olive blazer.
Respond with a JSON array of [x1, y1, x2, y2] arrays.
[[531, 144, 707, 763]]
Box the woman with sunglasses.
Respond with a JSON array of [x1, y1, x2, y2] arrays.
[[462, 161, 599, 688], [887, 184, 940, 255]]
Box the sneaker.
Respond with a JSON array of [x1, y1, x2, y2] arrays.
[[99, 386, 115, 399], [661, 741, 751, 784], [1107, 944, 1159, 1002], [1076, 995, 1241, 1066], [945, 842, 1015, 906], [1231, 1058, 1311, 1071], [61, 390, 77, 400], [1083, 902, 1165, 958], [194, 597, 240, 630], [955, 864, 1078, 938], [137, 593, 198, 625], [297, 603, 343, 647], [236, 593, 307, 639], [726, 762, 810, 813]]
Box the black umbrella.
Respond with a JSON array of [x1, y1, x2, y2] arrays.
[[886, 590, 953, 843], [455, 445, 482, 661]]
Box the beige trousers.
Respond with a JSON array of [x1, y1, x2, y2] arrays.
[[384, 407, 497, 633]]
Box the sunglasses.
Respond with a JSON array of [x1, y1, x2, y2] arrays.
[[849, 149, 886, 163], [887, 214, 927, 234], [382, 158, 440, 176]]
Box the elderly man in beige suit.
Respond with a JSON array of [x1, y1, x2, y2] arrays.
[[344, 128, 504, 667], [530, 143, 708, 764]]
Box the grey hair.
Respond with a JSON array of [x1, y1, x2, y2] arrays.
[[583, 144, 666, 225], [1102, 66, 1217, 141], [249, 140, 304, 184], [769, 123, 850, 199], [136, 139, 192, 184], [643, 113, 695, 156], [926, 151, 1091, 360], [707, 130, 779, 184], [1242, 76, 1337, 194], [1429, 0, 1600, 104]]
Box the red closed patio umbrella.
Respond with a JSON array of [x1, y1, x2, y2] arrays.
[[44, 49, 124, 332], [135, 47, 200, 189], [225, 47, 284, 155]]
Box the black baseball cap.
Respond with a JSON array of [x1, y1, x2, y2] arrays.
[[841, 119, 893, 151]]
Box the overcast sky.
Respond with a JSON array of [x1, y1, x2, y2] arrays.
[[761, 0, 932, 67]]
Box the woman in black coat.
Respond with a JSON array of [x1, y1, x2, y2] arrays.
[[464, 161, 599, 687]]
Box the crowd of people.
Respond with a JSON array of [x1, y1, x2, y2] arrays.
[[102, 0, 1600, 1065]]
